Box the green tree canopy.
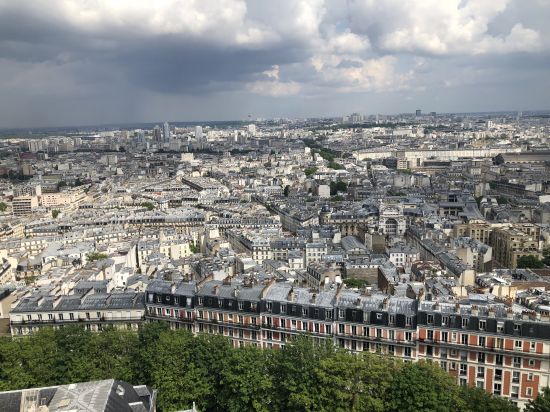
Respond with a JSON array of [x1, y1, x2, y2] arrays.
[[526, 387, 550, 412], [517, 255, 545, 269]]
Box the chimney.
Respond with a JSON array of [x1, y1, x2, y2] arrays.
[[311, 293, 317, 304], [233, 287, 240, 298], [287, 287, 296, 302]]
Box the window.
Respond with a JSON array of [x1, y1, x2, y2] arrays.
[[156, 296, 161, 303], [478, 336, 486, 347], [427, 314, 434, 325], [302, 307, 308, 317], [442, 316, 449, 326], [441, 331, 448, 342], [527, 373, 534, 381], [530, 341, 536, 352], [477, 366, 485, 378], [238, 315, 243, 324], [460, 378, 468, 387], [511, 386, 519, 399], [59, 314, 64, 320], [376, 328, 382, 338], [266, 302, 272, 312], [326, 324, 332, 334], [376, 313, 383, 320], [339, 309, 345, 318], [325, 309, 333, 320], [515, 340, 522, 349], [174, 297, 179, 305], [476, 381, 484, 389], [198, 297, 203, 305], [389, 330, 395, 341], [514, 324, 521, 334], [281, 304, 286, 314], [462, 318, 469, 328], [527, 388, 533, 397], [404, 347, 411, 357], [302, 321, 308, 331], [529, 359, 535, 367], [493, 383, 501, 396], [478, 352, 485, 363], [389, 314, 395, 325], [479, 320, 486, 331], [238, 301, 244, 311], [496, 354, 503, 365], [406, 316, 412, 326], [513, 357, 521, 368], [461, 334, 469, 345], [460, 364, 467, 376], [339, 324, 345, 334], [48, 314, 53, 320], [27, 314, 31, 321], [405, 332, 412, 341], [512, 371, 520, 383], [218, 313, 223, 321], [69, 313, 74, 320], [427, 330, 434, 341], [451, 332, 457, 342], [495, 369, 502, 381], [497, 321, 504, 333]]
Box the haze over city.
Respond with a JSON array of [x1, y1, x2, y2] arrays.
[[0, 0, 550, 128]]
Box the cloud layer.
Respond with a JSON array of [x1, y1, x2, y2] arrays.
[[0, 0, 548, 127]]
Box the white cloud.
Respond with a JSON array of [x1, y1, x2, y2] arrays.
[[246, 80, 301, 96]]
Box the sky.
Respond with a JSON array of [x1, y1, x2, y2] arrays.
[[0, 0, 549, 128]]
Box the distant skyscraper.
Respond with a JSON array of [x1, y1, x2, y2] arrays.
[[415, 109, 422, 117], [248, 124, 256, 136], [163, 122, 170, 141], [195, 126, 203, 141], [153, 125, 162, 142]]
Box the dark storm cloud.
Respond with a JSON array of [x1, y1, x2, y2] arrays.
[[0, 0, 548, 127]]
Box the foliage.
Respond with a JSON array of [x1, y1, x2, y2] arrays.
[[517, 255, 544, 269], [330, 181, 348, 195], [343, 278, 369, 288], [189, 243, 200, 254], [0, 202, 6, 212], [0, 325, 520, 412], [141, 201, 155, 211], [283, 185, 290, 197], [86, 251, 108, 262], [461, 386, 518, 412], [526, 387, 550, 412], [51, 209, 60, 219], [331, 195, 345, 201], [327, 161, 345, 170], [304, 166, 317, 177]]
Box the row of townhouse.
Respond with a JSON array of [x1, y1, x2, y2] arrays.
[[144, 278, 550, 409]]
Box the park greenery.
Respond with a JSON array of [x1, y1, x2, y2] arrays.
[[0, 202, 6, 212], [304, 166, 317, 177], [51, 209, 60, 219], [330, 181, 348, 195], [0, 324, 531, 412]]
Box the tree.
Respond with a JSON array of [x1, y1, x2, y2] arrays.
[[517, 255, 544, 269], [51, 209, 60, 219], [141, 201, 155, 211], [343, 278, 369, 288], [284, 185, 291, 197], [330, 181, 348, 195], [0, 202, 6, 212], [86, 251, 108, 262], [526, 387, 550, 412], [219, 346, 273, 411], [388, 361, 465, 412], [461, 386, 518, 412], [304, 167, 317, 177]]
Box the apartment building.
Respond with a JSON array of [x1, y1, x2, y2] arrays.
[[144, 278, 550, 409], [12, 195, 39, 216], [10, 291, 145, 336]]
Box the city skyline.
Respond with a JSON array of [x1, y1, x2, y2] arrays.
[[0, 0, 549, 128]]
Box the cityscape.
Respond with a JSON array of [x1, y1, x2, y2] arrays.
[[1, 1, 550, 412]]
